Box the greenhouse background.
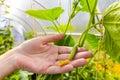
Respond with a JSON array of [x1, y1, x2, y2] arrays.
[[0, 0, 117, 45], [1, 0, 120, 80]]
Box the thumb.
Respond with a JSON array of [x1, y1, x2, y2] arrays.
[[41, 33, 64, 44]]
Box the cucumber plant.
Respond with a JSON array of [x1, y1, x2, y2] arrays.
[[6, 0, 120, 80]]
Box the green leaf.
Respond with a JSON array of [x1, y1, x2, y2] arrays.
[[18, 70, 33, 80], [86, 33, 99, 50], [25, 7, 64, 22], [103, 1, 120, 62], [10, 75, 19, 80], [24, 31, 34, 40], [54, 35, 75, 47], [79, 0, 97, 13], [43, 74, 62, 80], [73, 1, 81, 11], [46, 24, 75, 32]]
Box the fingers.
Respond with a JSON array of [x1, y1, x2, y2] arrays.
[[70, 58, 87, 68], [74, 51, 92, 59], [58, 46, 87, 54], [41, 33, 64, 44], [57, 51, 92, 60], [77, 47, 87, 52], [45, 65, 74, 74], [45, 58, 86, 74]]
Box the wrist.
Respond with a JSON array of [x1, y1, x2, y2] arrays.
[[0, 47, 19, 79]]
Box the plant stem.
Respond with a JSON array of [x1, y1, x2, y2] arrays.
[[75, 68, 79, 80], [49, 75, 53, 80], [68, 43, 79, 60], [78, 0, 98, 46], [68, 0, 98, 61], [64, 0, 80, 34], [79, 6, 99, 79], [103, 22, 120, 24], [86, 0, 91, 14], [78, 15, 94, 46], [52, 21, 60, 33], [61, 74, 64, 80], [103, 52, 107, 79], [68, 21, 100, 61]]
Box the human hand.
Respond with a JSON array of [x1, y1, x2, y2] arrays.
[[13, 33, 92, 74], [0, 34, 92, 80]]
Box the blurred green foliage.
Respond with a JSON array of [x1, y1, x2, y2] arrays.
[[24, 31, 35, 40], [3, 0, 120, 80], [0, 26, 14, 55]]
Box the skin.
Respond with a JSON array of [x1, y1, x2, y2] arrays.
[[0, 33, 92, 80]]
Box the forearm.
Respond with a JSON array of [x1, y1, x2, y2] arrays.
[[0, 49, 18, 80]]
